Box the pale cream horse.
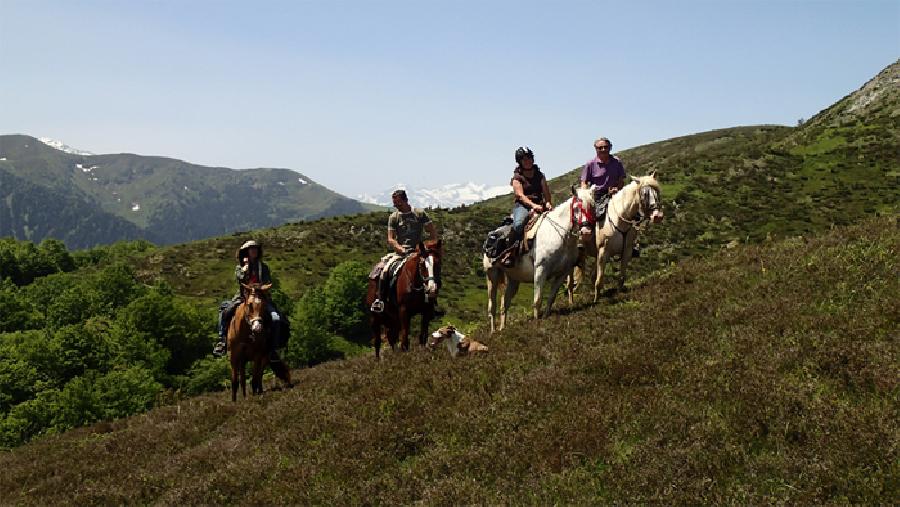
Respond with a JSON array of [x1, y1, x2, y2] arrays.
[[571, 172, 664, 302], [483, 186, 596, 333]]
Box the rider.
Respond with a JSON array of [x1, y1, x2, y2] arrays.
[[579, 137, 639, 257], [509, 146, 553, 264], [370, 189, 439, 313], [212, 239, 284, 358]]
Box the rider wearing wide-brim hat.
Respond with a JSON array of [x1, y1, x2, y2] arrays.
[[212, 239, 285, 358]]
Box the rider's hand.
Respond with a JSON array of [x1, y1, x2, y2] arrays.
[[544, 203, 553, 212], [608, 186, 619, 195]]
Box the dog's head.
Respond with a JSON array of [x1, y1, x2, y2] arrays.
[[428, 325, 465, 353]]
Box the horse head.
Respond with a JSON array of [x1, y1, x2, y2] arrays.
[[241, 282, 272, 335], [631, 171, 664, 224], [417, 240, 442, 298], [570, 184, 598, 230]]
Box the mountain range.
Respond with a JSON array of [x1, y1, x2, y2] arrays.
[[0, 136, 378, 249], [356, 181, 511, 208]]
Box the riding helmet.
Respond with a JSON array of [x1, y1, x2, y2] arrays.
[[515, 146, 534, 164]]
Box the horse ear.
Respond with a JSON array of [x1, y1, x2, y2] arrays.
[[649, 170, 657, 179], [630, 175, 639, 182], [570, 184, 577, 196]]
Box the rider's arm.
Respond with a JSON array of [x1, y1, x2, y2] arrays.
[[387, 229, 405, 254], [580, 163, 590, 189], [235, 264, 248, 284], [541, 177, 553, 210], [512, 179, 541, 211]]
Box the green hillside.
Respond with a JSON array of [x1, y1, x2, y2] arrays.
[[0, 135, 374, 248], [0, 60, 896, 503], [1, 216, 896, 504]]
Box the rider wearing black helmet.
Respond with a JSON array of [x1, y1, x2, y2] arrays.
[[510, 146, 553, 249]]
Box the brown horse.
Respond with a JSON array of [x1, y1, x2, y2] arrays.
[[228, 283, 292, 401], [366, 240, 443, 359]]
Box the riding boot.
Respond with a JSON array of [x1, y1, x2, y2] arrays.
[[213, 310, 228, 357], [371, 276, 387, 313]]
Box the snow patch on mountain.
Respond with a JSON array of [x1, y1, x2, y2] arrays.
[[357, 182, 510, 208], [38, 137, 94, 156]]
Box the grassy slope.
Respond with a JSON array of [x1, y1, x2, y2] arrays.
[[1, 217, 896, 504]]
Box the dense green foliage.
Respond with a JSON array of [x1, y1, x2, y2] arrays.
[[0, 237, 76, 286], [0, 255, 218, 448], [0, 246, 375, 448]]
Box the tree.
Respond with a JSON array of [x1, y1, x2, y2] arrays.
[[322, 260, 369, 342], [286, 287, 337, 367]]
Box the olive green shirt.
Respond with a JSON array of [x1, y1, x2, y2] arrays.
[[388, 209, 431, 254]]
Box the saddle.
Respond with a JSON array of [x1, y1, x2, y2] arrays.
[[485, 212, 545, 267]]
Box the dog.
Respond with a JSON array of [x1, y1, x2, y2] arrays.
[[428, 325, 488, 357]]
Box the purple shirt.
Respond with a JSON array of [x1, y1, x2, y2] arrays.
[[580, 156, 626, 196]]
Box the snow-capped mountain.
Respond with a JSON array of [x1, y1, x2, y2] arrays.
[[357, 182, 510, 209], [38, 137, 94, 156]]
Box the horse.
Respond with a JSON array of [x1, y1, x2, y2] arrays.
[[228, 283, 292, 401], [365, 240, 443, 359], [483, 186, 596, 333], [570, 172, 664, 302]]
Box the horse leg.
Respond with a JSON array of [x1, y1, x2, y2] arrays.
[[371, 315, 382, 360], [419, 305, 434, 347], [619, 231, 635, 291], [501, 279, 519, 331], [533, 266, 549, 319], [230, 357, 239, 402], [486, 269, 498, 334], [399, 307, 411, 352], [594, 247, 608, 303], [252, 357, 264, 395], [240, 361, 247, 399], [544, 272, 569, 318]]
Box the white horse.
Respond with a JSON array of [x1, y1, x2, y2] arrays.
[[483, 186, 596, 333], [571, 172, 664, 302]]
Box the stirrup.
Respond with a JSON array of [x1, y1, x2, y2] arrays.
[[370, 299, 385, 313]]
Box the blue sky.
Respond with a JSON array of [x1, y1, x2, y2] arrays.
[[1, 0, 897, 197]]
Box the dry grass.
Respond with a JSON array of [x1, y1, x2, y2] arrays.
[[1, 217, 897, 504]]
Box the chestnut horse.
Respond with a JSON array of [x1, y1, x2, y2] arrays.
[[366, 240, 443, 359], [228, 283, 292, 401]]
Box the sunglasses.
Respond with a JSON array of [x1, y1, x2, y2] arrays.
[[595, 145, 610, 151]]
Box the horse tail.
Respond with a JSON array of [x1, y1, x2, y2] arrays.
[[270, 359, 292, 386]]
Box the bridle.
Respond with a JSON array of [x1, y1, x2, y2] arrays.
[[609, 183, 660, 234], [539, 192, 595, 240]]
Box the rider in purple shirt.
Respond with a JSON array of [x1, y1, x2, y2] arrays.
[[578, 137, 640, 257], [580, 137, 626, 206]]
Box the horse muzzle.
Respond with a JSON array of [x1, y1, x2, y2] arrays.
[[250, 319, 263, 334], [650, 210, 664, 223]]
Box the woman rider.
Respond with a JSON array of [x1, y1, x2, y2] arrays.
[[508, 146, 553, 265], [212, 239, 284, 358]]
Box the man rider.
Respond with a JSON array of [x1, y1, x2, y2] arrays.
[[212, 239, 284, 358], [370, 189, 439, 313], [579, 137, 640, 257]]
